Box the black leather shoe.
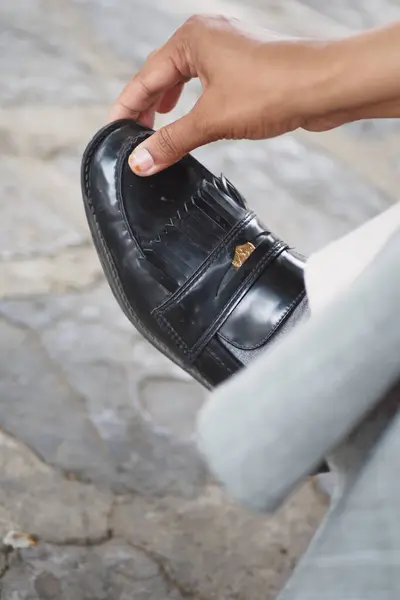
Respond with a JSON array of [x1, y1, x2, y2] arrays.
[[81, 119, 307, 390]]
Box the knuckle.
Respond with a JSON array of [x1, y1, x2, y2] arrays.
[[185, 13, 231, 27], [136, 76, 152, 97], [185, 14, 206, 28], [212, 14, 232, 26], [188, 13, 233, 30], [157, 125, 181, 157]]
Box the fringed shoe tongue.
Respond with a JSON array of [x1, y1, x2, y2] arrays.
[[142, 175, 256, 286], [204, 174, 247, 209]]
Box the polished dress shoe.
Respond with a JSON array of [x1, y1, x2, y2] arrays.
[[81, 119, 307, 390]]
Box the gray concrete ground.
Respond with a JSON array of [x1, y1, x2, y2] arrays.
[[0, 1, 399, 598]]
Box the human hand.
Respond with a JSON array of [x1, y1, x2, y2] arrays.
[[110, 15, 336, 175], [110, 16, 400, 176]]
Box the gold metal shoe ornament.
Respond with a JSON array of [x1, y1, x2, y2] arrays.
[[232, 242, 255, 269]]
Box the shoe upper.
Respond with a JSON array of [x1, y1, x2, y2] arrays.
[[82, 120, 306, 387]]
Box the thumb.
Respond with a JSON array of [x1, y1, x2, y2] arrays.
[[128, 106, 211, 176]]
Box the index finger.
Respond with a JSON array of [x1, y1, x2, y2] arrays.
[[109, 41, 190, 123]]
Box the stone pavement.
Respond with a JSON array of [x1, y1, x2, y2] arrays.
[[0, 1, 399, 598]]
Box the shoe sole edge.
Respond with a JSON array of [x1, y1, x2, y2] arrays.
[[81, 120, 211, 390]]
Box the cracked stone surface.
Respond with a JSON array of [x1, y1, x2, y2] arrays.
[[1, 0, 399, 598], [111, 485, 326, 600], [0, 541, 185, 600], [0, 430, 112, 545], [0, 289, 207, 497]]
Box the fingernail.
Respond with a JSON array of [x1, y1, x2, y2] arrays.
[[129, 147, 154, 174]]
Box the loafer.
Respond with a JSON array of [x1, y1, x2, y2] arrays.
[[81, 119, 307, 390]]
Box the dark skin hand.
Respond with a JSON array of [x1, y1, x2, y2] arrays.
[[109, 16, 400, 176]]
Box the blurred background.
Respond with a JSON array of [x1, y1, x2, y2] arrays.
[[0, 1, 399, 598]]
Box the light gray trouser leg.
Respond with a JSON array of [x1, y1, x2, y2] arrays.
[[197, 229, 400, 513], [276, 379, 400, 600]]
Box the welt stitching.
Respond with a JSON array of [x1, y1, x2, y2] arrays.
[[83, 128, 186, 354], [83, 126, 292, 366], [154, 311, 190, 354], [115, 133, 150, 258], [205, 347, 235, 375], [84, 142, 141, 328]]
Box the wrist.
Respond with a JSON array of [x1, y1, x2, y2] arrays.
[[308, 23, 400, 118]]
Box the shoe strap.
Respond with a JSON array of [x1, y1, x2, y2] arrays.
[[154, 213, 304, 361]]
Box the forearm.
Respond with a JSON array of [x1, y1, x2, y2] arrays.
[[112, 16, 400, 172], [313, 22, 400, 120]]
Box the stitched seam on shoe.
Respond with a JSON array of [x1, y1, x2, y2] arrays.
[[83, 131, 147, 324], [153, 314, 190, 354], [83, 128, 190, 360], [189, 241, 286, 357], [151, 218, 260, 357], [84, 156, 136, 315], [84, 134, 239, 364], [155, 241, 286, 360], [83, 130, 195, 359], [115, 133, 152, 258], [204, 346, 236, 376], [152, 212, 260, 358], [83, 128, 271, 374], [218, 288, 306, 350], [154, 212, 255, 313], [116, 135, 232, 262], [154, 241, 281, 355]]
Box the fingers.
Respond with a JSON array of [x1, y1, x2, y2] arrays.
[[137, 106, 157, 129], [109, 82, 183, 129], [120, 81, 184, 129], [109, 62, 181, 122], [156, 82, 185, 114], [108, 16, 221, 173], [109, 30, 192, 123], [128, 98, 216, 175]]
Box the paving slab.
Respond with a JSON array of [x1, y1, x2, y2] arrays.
[[0, 429, 112, 545], [112, 484, 326, 600], [0, 286, 208, 497], [0, 0, 123, 106], [1, 0, 399, 598], [0, 540, 184, 600]]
